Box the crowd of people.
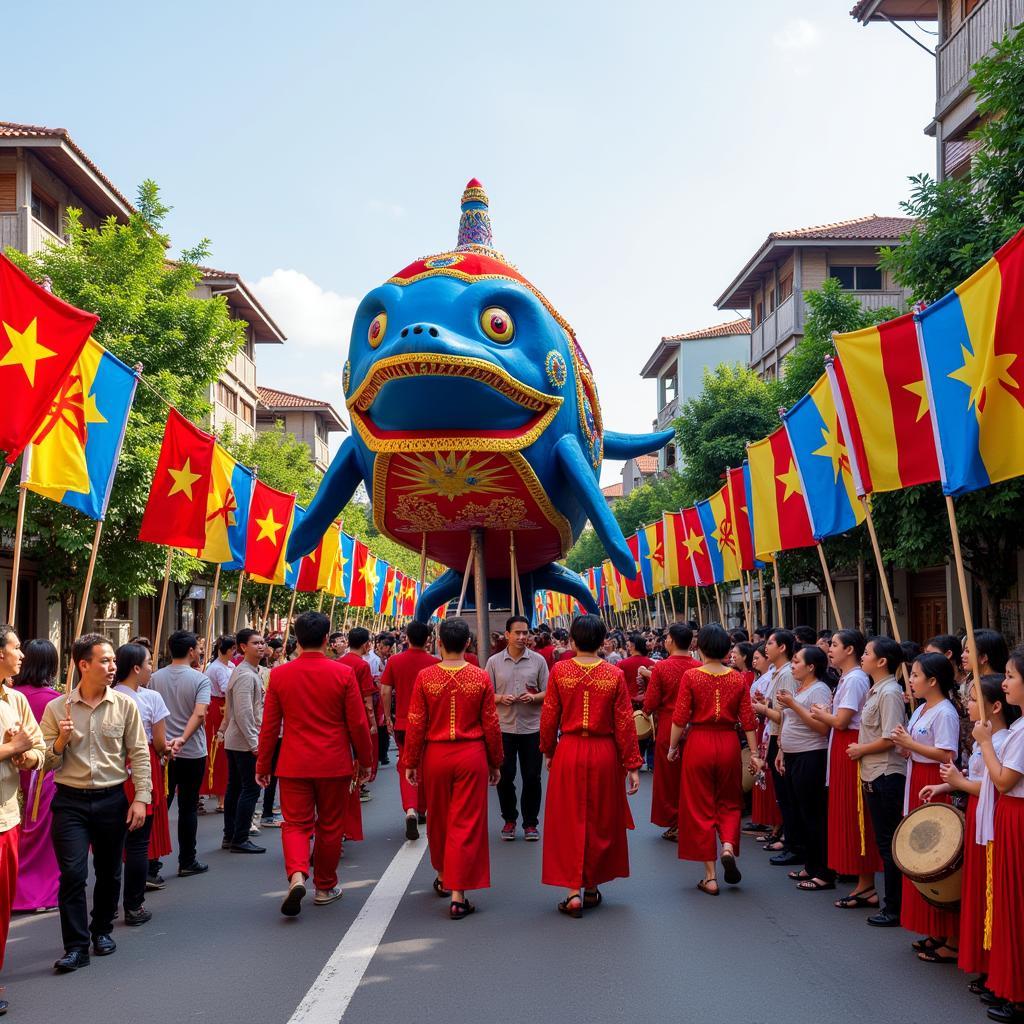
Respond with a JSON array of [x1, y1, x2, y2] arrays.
[[0, 609, 1020, 1022]]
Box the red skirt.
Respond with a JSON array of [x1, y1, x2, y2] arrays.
[[650, 715, 681, 827], [423, 741, 490, 891], [900, 761, 960, 938], [987, 795, 1024, 1002], [200, 697, 228, 797], [958, 795, 991, 976], [677, 726, 742, 862], [751, 724, 782, 828], [542, 734, 634, 889], [124, 745, 171, 857], [827, 729, 882, 875]]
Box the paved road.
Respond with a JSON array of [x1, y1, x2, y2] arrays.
[[7, 752, 981, 1024]]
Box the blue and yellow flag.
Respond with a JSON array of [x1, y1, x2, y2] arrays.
[[197, 445, 254, 568], [330, 531, 355, 599], [916, 228, 1024, 496], [284, 506, 306, 590], [782, 374, 866, 540], [22, 338, 137, 520], [373, 561, 391, 614], [696, 484, 742, 584]]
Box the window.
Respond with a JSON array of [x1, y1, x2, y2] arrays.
[[0, 174, 15, 213], [660, 373, 677, 407], [240, 400, 254, 426], [754, 301, 764, 325], [829, 265, 883, 290], [776, 274, 793, 304], [31, 189, 58, 234], [215, 381, 238, 415]]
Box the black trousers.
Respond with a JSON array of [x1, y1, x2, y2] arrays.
[[51, 785, 128, 952], [863, 771, 905, 915], [224, 749, 261, 845], [785, 749, 833, 882], [768, 735, 802, 854], [378, 727, 391, 764], [165, 755, 206, 867], [123, 813, 153, 912], [261, 738, 281, 819], [497, 732, 542, 827]]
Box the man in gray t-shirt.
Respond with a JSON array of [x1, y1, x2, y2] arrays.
[[149, 631, 212, 876]]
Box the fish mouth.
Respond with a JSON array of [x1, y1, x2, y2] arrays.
[[348, 352, 562, 452]]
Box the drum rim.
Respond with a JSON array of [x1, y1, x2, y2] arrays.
[[892, 802, 966, 883]]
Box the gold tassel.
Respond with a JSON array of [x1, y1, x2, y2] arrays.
[[856, 761, 866, 857], [984, 840, 994, 951], [163, 760, 169, 797], [30, 770, 43, 822]]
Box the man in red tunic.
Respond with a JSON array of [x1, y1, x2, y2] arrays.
[[257, 611, 373, 917], [380, 620, 438, 839], [340, 628, 378, 799]]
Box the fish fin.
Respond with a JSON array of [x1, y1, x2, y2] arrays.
[[414, 570, 462, 623], [602, 429, 674, 461], [530, 563, 600, 616], [286, 438, 363, 560]]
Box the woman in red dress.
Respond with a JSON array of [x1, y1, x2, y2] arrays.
[[402, 618, 503, 920], [541, 614, 641, 918], [641, 623, 699, 840], [668, 624, 763, 895]]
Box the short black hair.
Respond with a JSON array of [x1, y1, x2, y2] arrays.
[[926, 633, 963, 662], [216, 635, 236, 656], [329, 631, 345, 644], [570, 614, 606, 654], [667, 623, 693, 651], [975, 628, 1009, 674], [439, 618, 471, 654], [0, 624, 16, 651], [406, 620, 430, 648], [553, 627, 569, 642], [833, 629, 866, 660], [697, 624, 731, 661], [867, 636, 904, 673], [115, 643, 150, 683], [167, 630, 197, 660], [795, 644, 829, 680], [348, 627, 370, 649], [294, 611, 330, 649], [73, 633, 112, 672], [505, 615, 530, 633], [627, 632, 648, 656], [769, 628, 796, 660], [236, 628, 260, 647], [267, 637, 284, 651], [816, 629, 833, 641], [729, 628, 749, 643], [793, 625, 816, 646]]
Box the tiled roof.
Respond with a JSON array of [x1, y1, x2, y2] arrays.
[[601, 483, 623, 499], [769, 214, 915, 241], [632, 454, 659, 474], [258, 386, 333, 410], [662, 318, 751, 343], [0, 121, 134, 212]]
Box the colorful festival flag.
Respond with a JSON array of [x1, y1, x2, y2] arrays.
[[746, 428, 815, 560], [22, 338, 137, 520], [696, 484, 742, 584], [329, 531, 355, 599], [349, 542, 378, 608], [640, 521, 667, 593], [0, 254, 99, 460], [285, 506, 307, 590], [195, 444, 254, 567], [138, 408, 215, 548], [662, 510, 699, 588], [623, 535, 647, 601], [782, 374, 865, 540], [244, 479, 296, 584], [916, 227, 1024, 495], [830, 316, 939, 495], [601, 560, 622, 612], [378, 565, 396, 615], [726, 466, 757, 572], [681, 506, 713, 588]]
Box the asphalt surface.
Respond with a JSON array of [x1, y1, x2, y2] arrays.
[[6, 748, 984, 1024]]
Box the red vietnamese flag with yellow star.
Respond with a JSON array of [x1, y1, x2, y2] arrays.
[[244, 480, 296, 583], [138, 408, 215, 547], [0, 254, 100, 460]]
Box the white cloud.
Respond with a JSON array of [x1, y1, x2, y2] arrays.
[[772, 18, 820, 50], [250, 268, 359, 349]]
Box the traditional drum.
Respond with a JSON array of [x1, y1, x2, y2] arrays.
[[892, 802, 965, 910], [633, 710, 653, 741]]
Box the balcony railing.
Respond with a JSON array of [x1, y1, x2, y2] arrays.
[[656, 395, 679, 431], [226, 349, 257, 393], [0, 210, 66, 254], [849, 289, 908, 313], [751, 293, 796, 361]]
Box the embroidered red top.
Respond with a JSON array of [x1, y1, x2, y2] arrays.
[[400, 663, 504, 770], [539, 658, 643, 770], [379, 648, 439, 730], [672, 667, 757, 732], [642, 655, 701, 719]]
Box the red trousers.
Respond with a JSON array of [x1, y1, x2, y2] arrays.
[[0, 826, 17, 971], [649, 716, 681, 827], [394, 730, 426, 814], [423, 741, 490, 891], [827, 729, 882, 875], [278, 777, 356, 892], [677, 726, 742, 862]]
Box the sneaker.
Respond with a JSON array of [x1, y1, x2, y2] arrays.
[[145, 875, 166, 892], [260, 815, 283, 828], [314, 887, 343, 906], [359, 785, 372, 803], [501, 822, 516, 841], [524, 826, 540, 842], [124, 907, 152, 926], [177, 861, 209, 877], [417, 812, 427, 825], [249, 824, 261, 835]]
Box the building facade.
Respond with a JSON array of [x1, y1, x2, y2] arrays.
[[255, 386, 346, 473]]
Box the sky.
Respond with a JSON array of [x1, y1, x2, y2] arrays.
[[5, 1, 938, 483]]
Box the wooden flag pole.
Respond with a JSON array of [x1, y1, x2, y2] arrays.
[[860, 496, 902, 642], [231, 572, 245, 632], [816, 543, 844, 629], [328, 595, 338, 632], [73, 519, 104, 639], [317, 591, 325, 613], [509, 533, 519, 616], [742, 570, 754, 637], [772, 557, 784, 626], [153, 547, 174, 662], [282, 587, 298, 647], [203, 563, 221, 670], [695, 587, 704, 627], [260, 585, 274, 635], [7, 486, 28, 624], [0, 465, 13, 502], [455, 537, 476, 618], [667, 586, 677, 621], [713, 584, 725, 624], [684, 587, 691, 623], [758, 568, 767, 625], [419, 532, 427, 589], [946, 495, 987, 724], [857, 558, 866, 632]]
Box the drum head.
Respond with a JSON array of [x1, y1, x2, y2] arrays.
[[892, 803, 965, 882]]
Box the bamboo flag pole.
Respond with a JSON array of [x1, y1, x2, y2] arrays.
[[231, 572, 245, 632], [260, 585, 274, 635], [772, 557, 784, 627], [203, 563, 221, 669], [684, 587, 691, 623], [153, 547, 174, 662], [816, 543, 844, 629], [455, 536, 476, 618], [282, 587, 298, 647], [419, 532, 427, 589], [509, 533, 519, 616], [667, 586, 677, 621], [328, 595, 337, 632], [742, 570, 754, 637], [0, 465, 13, 502], [317, 591, 325, 613], [946, 495, 987, 724], [758, 568, 767, 625], [7, 486, 27, 624], [695, 587, 704, 627], [857, 558, 866, 633], [63, 519, 105, 688], [713, 584, 725, 624]]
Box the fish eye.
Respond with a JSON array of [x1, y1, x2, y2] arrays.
[[368, 312, 387, 348], [480, 307, 514, 344]]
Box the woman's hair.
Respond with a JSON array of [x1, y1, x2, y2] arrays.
[[974, 629, 1009, 674], [1006, 644, 1024, 682], [570, 614, 607, 654], [114, 643, 150, 684], [793, 625, 816, 645], [927, 633, 963, 664], [901, 640, 922, 665], [732, 641, 755, 672], [729, 628, 749, 643], [697, 624, 731, 661], [977, 672, 1022, 726], [833, 629, 866, 661], [754, 641, 767, 659], [14, 638, 57, 688], [867, 636, 904, 674], [795, 644, 829, 681], [914, 652, 958, 701], [438, 618, 471, 654]]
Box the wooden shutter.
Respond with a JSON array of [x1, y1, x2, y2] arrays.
[[0, 173, 15, 212]]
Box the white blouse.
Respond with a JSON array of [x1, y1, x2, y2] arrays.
[[903, 699, 961, 813], [825, 668, 871, 784], [997, 716, 1024, 799], [973, 727, 1012, 845]]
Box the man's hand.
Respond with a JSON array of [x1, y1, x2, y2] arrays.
[[5, 722, 34, 758], [256, 773, 271, 788], [498, 693, 516, 706], [405, 767, 419, 787], [168, 736, 185, 756], [54, 711, 75, 752], [625, 769, 640, 795], [358, 765, 372, 784], [487, 767, 500, 786], [846, 743, 864, 761], [126, 800, 147, 831], [385, 717, 394, 736]]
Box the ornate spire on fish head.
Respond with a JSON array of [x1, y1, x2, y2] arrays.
[[456, 178, 493, 250]]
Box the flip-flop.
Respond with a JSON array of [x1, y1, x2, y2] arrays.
[[796, 878, 836, 891], [721, 851, 741, 885], [912, 937, 942, 953], [582, 888, 603, 908], [834, 889, 878, 909], [449, 899, 475, 921], [558, 895, 583, 918], [917, 948, 958, 964], [788, 869, 811, 881]]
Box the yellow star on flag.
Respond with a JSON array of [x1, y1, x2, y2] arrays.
[[948, 343, 1018, 419], [0, 318, 57, 385], [903, 380, 930, 423], [167, 458, 202, 500], [812, 419, 849, 482], [776, 459, 803, 501], [360, 562, 379, 589], [255, 507, 284, 544], [683, 529, 704, 558]]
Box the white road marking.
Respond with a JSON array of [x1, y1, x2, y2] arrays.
[[286, 839, 429, 1024]]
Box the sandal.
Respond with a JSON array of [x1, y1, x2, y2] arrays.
[[721, 851, 741, 885], [661, 828, 678, 842], [432, 877, 450, 898], [697, 878, 720, 896], [796, 878, 836, 891], [449, 899, 475, 920], [558, 894, 583, 919], [582, 888, 603, 908], [968, 975, 989, 996], [918, 947, 958, 964], [912, 937, 941, 953], [834, 889, 878, 909], [788, 869, 810, 881], [764, 840, 786, 852]]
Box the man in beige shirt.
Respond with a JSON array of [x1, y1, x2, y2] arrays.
[[40, 633, 149, 973], [0, 624, 45, 1016]]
